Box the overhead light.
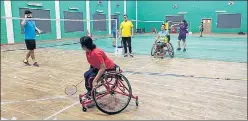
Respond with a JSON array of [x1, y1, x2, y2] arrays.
[[27, 2, 42, 7], [68, 7, 79, 10], [215, 10, 226, 13], [96, 10, 103, 13], [115, 12, 120, 15], [178, 12, 187, 14]]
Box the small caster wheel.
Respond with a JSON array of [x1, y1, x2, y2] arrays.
[[135, 100, 139, 106], [82, 107, 87, 112]]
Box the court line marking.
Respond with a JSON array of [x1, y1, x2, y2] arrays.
[[1, 106, 38, 119], [1, 96, 67, 105], [43, 101, 79, 120], [130, 78, 247, 102], [43, 58, 160, 120]]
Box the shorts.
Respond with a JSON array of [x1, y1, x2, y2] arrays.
[[25, 39, 36, 50], [200, 28, 204, 32], [178, 34, 186, 41]]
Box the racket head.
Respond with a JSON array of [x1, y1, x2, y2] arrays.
[[65, 85, 77, 96]]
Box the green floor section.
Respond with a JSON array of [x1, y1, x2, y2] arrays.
[[38, 35, 247, 63]]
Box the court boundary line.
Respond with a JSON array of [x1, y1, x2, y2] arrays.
[[43, 58, 160, 120], [1, 96, 67, 105]]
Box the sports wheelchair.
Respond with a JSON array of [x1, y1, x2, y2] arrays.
[[150, 36, 174, 58], [79, 67, 139, 115]]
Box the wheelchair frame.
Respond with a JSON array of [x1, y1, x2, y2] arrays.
[[79, 69, 139, 115], [151, 41, 174, 58]]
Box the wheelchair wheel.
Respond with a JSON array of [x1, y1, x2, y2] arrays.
[[167, 43, 174, 58], [150, 45, 156, 56], [92, 73, 132, 115]]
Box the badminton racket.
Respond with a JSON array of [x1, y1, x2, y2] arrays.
[[65, 80, 83, 96]]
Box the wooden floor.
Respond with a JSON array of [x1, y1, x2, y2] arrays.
[[1, 47, 247, 120]]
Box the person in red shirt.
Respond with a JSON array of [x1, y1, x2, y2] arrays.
[[80, 36, 119, 99]]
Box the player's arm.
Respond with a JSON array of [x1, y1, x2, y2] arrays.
[[154, 34, 159, 43], [170, 24, 179, 27], [92, 52, 106, 86], [35, 26, 42, 33], [21, 15, 27, 26], [93, 63, 106, 86], [131, 22, 134, 37]]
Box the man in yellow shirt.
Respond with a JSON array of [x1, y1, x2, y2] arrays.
[[119, 14, 134, 57], [165, 20, 169, 30]]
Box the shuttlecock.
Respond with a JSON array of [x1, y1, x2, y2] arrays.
[[14, 76, 17, 79], [49, 75, 52, 78]]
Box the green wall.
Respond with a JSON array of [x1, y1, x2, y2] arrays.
[[138, 1, 247, 33], [11, 1, 56, 43], [127, 1, 136, 31], [1, 1, 7, 44], [89, 1, 109, 35], [59, 1, 86, 39], [111, 1, 124, 27]]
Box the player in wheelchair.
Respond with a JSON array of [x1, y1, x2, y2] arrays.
[[151, 24, 174, 58], [79, 36, 138, 114], [80, 36, 119, 99]]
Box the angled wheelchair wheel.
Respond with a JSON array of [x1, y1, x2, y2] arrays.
[[167, 43, 174, 58], [92, 73, 132, 115], [150, 45, 156, 56]]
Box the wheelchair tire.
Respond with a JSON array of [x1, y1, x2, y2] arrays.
[[92, 74, 132, 115], [151, 45, 156, 56], [167, 43, 174, 58]]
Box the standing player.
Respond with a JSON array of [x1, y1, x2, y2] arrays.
[[199, 21, 204, 37], [172, 20, 188, 52], [164, 20, 170, 42], [119, 14, 134, 57], [21, 10, 42, 67]]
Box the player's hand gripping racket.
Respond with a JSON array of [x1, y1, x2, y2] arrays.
[[65, 80, 83, 96]]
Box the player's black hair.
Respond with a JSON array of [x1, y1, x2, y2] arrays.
[[161, 24, 165, 26], [124, 14, 128, 17], [24, 10, 32, 14], [182, 19, 187, 23], [80, 36, 96, 50]]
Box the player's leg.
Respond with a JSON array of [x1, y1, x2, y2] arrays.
[[84, 67, 98, 97], [182, 35, 187, 52], [23, 40, 32, 66], [30, 40, 39, 66], [122, 37, 128, 57], [127, 37, 133, 57], [177, 35, 182, 51]]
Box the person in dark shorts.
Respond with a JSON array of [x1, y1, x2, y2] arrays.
[[172, 20, 188, 52], [21, 10, 42, 66], [119, 14, 134, 57], [199, 21, 204, 37]]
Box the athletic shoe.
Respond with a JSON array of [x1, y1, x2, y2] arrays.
[[177, 48, 181, 51], [124, 53, 128, 57], [183, 48, 186, 52], [33, 62, 39, 67], [129, 53, 134, 57], [23, 60, 31, 66]]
